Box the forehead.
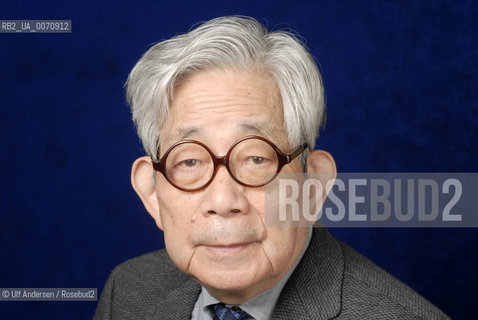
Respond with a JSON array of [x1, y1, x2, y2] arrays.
[[161, 69, 287, 147]]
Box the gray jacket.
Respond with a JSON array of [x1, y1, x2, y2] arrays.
[[94, 228, 449, 319]]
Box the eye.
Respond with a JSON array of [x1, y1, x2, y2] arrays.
[[179, 159, 198, 167], [248, 156, 266, 165]]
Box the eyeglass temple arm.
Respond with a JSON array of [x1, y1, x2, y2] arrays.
[[286, 143, 309, 163]]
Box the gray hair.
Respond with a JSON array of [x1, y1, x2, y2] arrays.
[[126, 16, 325, 167]]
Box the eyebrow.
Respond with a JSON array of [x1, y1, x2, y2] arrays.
[[238, 122, 282, 138], [163, 120, 282, 149], [169, 127, 204, 142]]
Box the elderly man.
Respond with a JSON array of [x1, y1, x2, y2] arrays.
[[95, 16, 448, 320]]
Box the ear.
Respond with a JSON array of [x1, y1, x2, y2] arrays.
[[131, 156, 163, 230], [306, 150, 337, 213]]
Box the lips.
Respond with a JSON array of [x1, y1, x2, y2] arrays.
[[203, 241, 257, 256]]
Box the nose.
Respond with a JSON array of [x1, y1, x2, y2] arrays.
[[200, 165, 250, 217]]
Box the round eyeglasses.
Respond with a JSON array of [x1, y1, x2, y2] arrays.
[[152, 135, 308, 191]]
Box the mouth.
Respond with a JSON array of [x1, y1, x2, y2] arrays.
[[202, 241, 258, 256]]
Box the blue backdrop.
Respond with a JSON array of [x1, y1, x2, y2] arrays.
[[0, 1, 476, 319]]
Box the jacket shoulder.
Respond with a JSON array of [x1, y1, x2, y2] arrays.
[[94, 250, 197, 320], [339, 241, 449, 320]]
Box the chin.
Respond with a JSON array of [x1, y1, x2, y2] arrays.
[[211, 272, 256, 290], [192, 261, 270, 292]]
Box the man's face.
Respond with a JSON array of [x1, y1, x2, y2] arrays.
[[154, 69, 308, 302]]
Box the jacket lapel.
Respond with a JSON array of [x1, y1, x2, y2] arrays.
[[272, 228, 344, 319]]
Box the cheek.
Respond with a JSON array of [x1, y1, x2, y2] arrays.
[[247, 191, 266, 218], [247, 190, 296, 266], [158, 194, 199, 272]]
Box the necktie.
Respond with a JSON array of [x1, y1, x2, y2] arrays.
[[211, 303, 253, 320]]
